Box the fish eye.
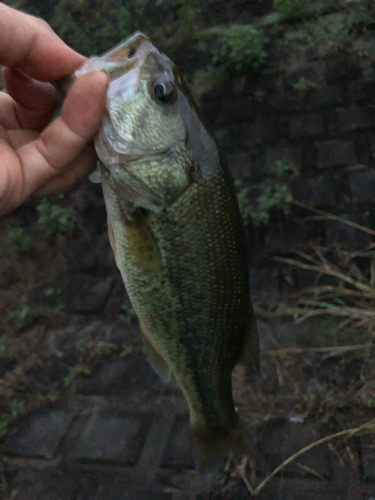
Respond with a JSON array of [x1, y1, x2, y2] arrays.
[[152, 80, 176, 104], [154, 83, 166, 98], [128, 47, 136, 58]]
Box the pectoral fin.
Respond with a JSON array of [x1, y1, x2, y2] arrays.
[[141, 328, 171, 383], [237, 308, 259, 372]]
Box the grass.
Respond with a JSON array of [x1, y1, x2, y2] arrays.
[[273, 204, 375, 335]]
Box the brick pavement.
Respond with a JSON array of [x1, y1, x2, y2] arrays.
[[1, 352, 375, 499]]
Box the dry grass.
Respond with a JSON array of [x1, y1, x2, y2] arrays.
[[274, 203, 375, 335]]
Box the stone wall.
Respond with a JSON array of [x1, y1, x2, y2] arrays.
[[189, 38, 375, 304]]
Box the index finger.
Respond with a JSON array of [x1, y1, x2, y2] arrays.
[[0, 4, 85, 81]]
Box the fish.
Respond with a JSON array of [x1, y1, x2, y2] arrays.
[[71, 32, 259, 470]]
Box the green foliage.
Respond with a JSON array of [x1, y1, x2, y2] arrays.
[[275, 160, 294, 179], [305, 15, 351, 45], [120, 344, 133, 359], [36, 197, 74, 237], [0, 389, 26, 437], [6, 306, 31, 330], [212, 26, 269, 75], [0, 336, 19, 357], [120, 304, 136, 326], [7, 227, 31, 255], [50, 0, 133, 55], [63, 364, 89, 386], [274, 0, 308, 20], [45, 389, 61, 403], [235, 177, 293, 227], [292, 77, 317, 91]]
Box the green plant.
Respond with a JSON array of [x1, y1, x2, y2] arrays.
[[6, 305, 31, 330], [44, 287, 62, 297], [63, 364, 89, 386], [120, 344, 133, 359], [235, 179, 293, 227], [36, 197, 74, 237], [0, 336, 19, 357], [274, 0, 308, 20], [45, 389, 61, 403], [304, 15, 351, 46], [275, 160, 294, 179], [120, 304, 136, 326], [7, 227, 31, 255], [0, 389, 26, 437], [292, 77, 317, 91], [212, 25, 269, 75]]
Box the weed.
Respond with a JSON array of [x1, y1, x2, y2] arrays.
[[0, 389, 26, 437], [275, 160, 294, 179], [274, 0, 308, 21], [75, 338, 91, 355], [235, 178, 293, 227], [120, 304, 136, 326], [6, 305, 31, 330], [44, 287, 62, 298], [36, 197, 74, 237], [0, 336, 19, 357], [302, 14, 352, 47], [120, 344, 133, 359], [212, 25, 269, 75], [45, 389, 61, 403], [0, 415, 11, 437], [7, 227, 31, 255], [292, 77, 317, 91], [63, 364, 89, 387]]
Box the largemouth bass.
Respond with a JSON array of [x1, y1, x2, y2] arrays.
[[72, 32, 258, 469]]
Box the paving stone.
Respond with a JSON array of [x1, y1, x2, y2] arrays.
[[4, 410, 72, 459], [258, 419, 331, 478], [264, 219, 314, 254], [305, 85, 345, 109], [264, 144, 301, 174], [226, 151, 252, 178], [136, 401, 177, 474], [337, 106, 374, 132], [292, 175, 335, 207], [77, 359, 130, 394], [317, 139, 357, 168], [325, 57, 361, 85], [249, 268, 279, 306], [8, 470, 81, 500], [289, 114, 324, 139], [349, 168, 375, 205], [324, 213, 371, 248], [94, 485, 173, 500], [349, 81, 375, 105], [70, 274, 114, 314], [213, 128, 231, 150], [256, 477, 345, 500], [78, 354, 160, 397], [66, 410, 151, 464], [160, 414, 195, 470]]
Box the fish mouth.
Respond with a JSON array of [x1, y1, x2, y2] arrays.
[[57, 32, 157, 95], [76, 31, 159, 82]]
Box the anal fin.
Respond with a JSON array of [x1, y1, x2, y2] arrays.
[[141, 328, 171, 383]]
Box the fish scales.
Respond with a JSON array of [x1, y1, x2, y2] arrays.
[[72, 31, 259, 470]]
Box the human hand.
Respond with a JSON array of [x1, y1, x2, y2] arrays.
[[0, 5, 109, 215]]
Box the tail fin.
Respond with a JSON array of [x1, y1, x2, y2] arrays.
[[191, 421, 258, 474]]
